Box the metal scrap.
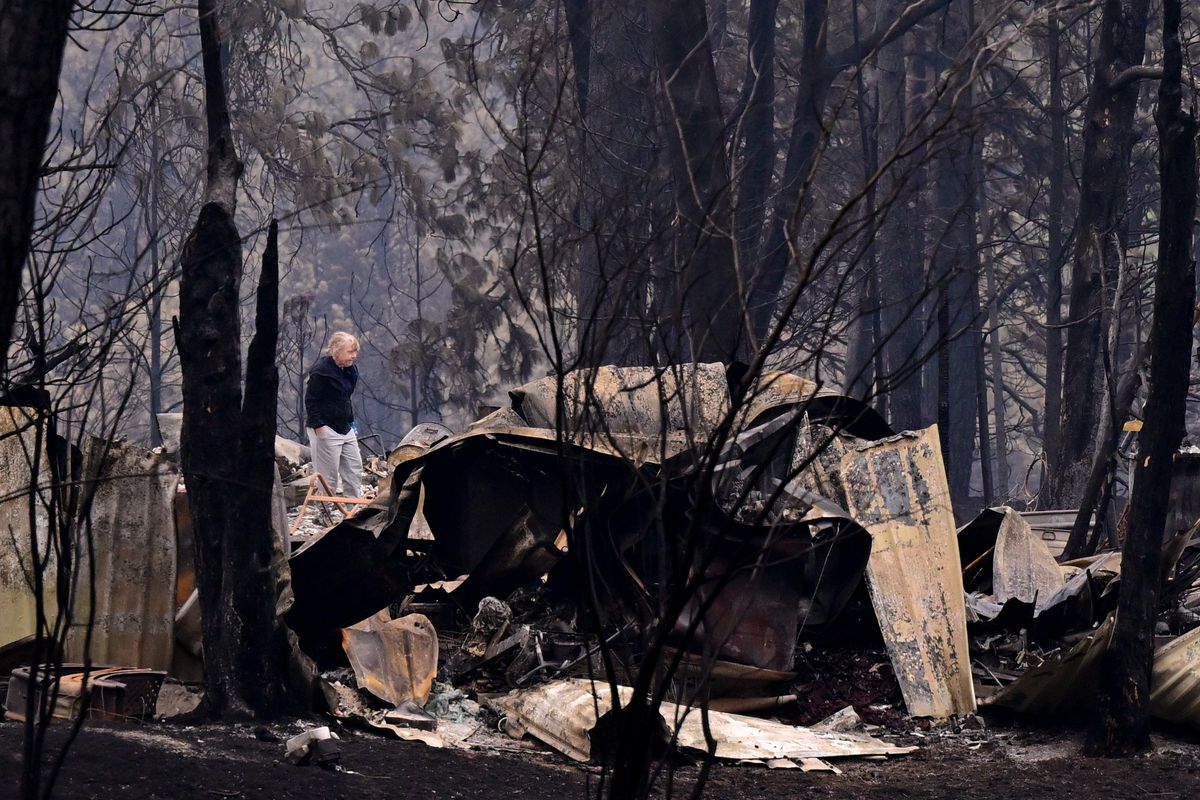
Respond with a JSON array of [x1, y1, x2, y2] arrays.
[[837, 427, 976, 718], [991, 507, 1066, 610], [0, 407, 57, 651], [65, 437, 180, 671], [341, 611, 438, 707], [986, 614, 1200, 729], [4, 664, 166, 723], [489, 678, 917, 765]]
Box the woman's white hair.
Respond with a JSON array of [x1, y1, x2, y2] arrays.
[[326, 331, 359, 355]]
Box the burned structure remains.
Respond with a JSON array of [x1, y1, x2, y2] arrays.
[[3, 364, 1200, 772]]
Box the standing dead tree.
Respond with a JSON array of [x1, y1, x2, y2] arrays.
[[176, 0, 309, 718], [1047, 0, 1151, 509], [1089, 0, 1197, 756], [0, 0, 76, 362], [646, 0, 748, 365]]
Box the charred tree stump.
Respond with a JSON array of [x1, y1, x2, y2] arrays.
[[1087, 0, 1197, 755]]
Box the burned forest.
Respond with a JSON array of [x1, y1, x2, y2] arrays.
[[3, 1, 1200, 798]]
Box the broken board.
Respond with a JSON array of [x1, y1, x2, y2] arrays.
[[837, 426, 976, 718]]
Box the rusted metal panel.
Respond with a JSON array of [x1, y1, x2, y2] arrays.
[[341, 611, 438, 707], [838, 427, 976, 718], [5, 664, 165, 723], [0, 407, 57, 649], [674, 550, 803, 672], [64, 438, 179, 671], [672, 523, 870, 672]]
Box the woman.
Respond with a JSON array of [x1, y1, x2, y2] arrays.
[[305, 331, 363, 497]]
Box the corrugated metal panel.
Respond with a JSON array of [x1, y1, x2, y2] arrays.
[[489, 679, 917, 764], [512, 363, 731, 439], [0, 407, 57, 648], [65, 437, 179, 671], [985, 616, 1200, 729], [1150, 624, 1200, 726], [838, 427, 977, 718]]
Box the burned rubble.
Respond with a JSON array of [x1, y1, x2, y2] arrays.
[[3, 365, 1200, 772]]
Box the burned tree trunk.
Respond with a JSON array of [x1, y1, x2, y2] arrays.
[[1041, 7, 1067, 495], [877, 26, 927, 432], [930, 0, 980, 513], [177, 0, 309, 718], [846, 30, 882, 401], [747, 0, 828, 347], [731, 0, 777, 280], [1047, 0, 1150, 507], [748, 0, 953, 349], [0, 0, 74, 361], [1089, 0, 1197, 755], [647, 0, 747, 364], [566, 1, 659, 367]]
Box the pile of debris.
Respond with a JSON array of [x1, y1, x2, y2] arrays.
[[3, 363, 1199, 774]]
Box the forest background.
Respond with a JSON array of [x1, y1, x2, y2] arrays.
[[7, 0, 1198, 525]]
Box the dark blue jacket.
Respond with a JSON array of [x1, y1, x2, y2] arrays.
[[304, 355, 358, 434]]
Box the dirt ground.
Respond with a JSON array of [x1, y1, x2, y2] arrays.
[[3, 713, 1200, 800]]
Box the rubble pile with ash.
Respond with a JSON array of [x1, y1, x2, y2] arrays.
[[5, 365, 1200, 773]]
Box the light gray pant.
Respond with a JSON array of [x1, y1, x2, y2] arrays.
[[307, 426, 363, 497]]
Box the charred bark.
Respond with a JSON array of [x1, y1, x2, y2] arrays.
[[748, 0, 953, 348], [177, 0, 308, 719], [748, 0, 828, 346], [930, 0, 979, 512], [877, 25, 928, 432], [647, 0, 747, 364], [1089, 0, 1197, 754], [0, 0, 74, 363], [731, 0, 777, 280], [1041, 7, 1067, 495], [1061, 365, 1140, 559], [567, 1, 660, 367], [846, 23, 882, 401], [984, 229, 1010, 498], [1047, 0, 1150, 507]]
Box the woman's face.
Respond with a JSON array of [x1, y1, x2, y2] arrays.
[[333, 343, 359, 368]]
